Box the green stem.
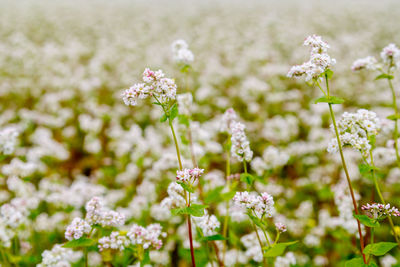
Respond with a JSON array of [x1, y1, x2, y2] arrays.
[[368, 149, 400, 244], [222, 141, 231, 263], [168, 117, 195, 267], [324, 75, 366, 263], [252, 222, 266, 266], [169, 119, 183, 170], [388, 77, 400, 166]]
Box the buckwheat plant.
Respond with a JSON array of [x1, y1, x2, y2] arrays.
[[60, 196, 164, 266], [288, 35, 367, 263], [353, 44, 400, 166], [122, 68, 202, 266], [358, 203, 400, 264], [232, 191, 295, 265], [329, 109, 400, 245]]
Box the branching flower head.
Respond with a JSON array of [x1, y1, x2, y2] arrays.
[[351, 56, 377, 71], [220, 108, 238, 133], [127, 223, 164, 249], [230, 121, 253, 162], [65, 217, 91, 241], [122, 68, 177, 106], [327, 109, 381, 157], [176, 167, 204, 183], [171, 39, 194, 64], [381, 43, 400, 68], [233, 191, 275, 218], [361, 203, 400, 220], [287, 35, 335, 81]]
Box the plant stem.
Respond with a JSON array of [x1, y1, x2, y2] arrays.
[[252, 222, 266, 266], [386, 61, 400, 167], [84, 247, 88, 267], [388, 78, 400, 166], [168, 118, 196, 267], [324, 75, 366, 263], [222, 142, 231, 263], [368, 150, 400, 244]]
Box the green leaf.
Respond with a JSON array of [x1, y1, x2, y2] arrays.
[[345, 257, 377, 267], [221, 190, 236, 201], [314, 96, 345, 105], [375, 73, 394, 80], [200, 234, 227, 241], [263, 241, 298, 257], [364, 242, 398, 256], [63, 237, 95, 248], [240, 173, 254, 186], [325, 69, 334, 80], [353, 214, 380, 228], [170, 104, 179, 121], [172, 204, 208, 217], [176, 181, 195, 193], [160, 113, 168, 122], [188, 204, 208, 217], [387, 114, 400, 121]]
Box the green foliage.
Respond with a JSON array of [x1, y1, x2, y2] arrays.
[[314, 96, 345, 104], [375, 73, 394, 80], [63, 237, 95, 248], [363, 242, 398, 256], [263, 241, 298, 257], [353, 214, 380, 228], [172, 204, 208, 217]]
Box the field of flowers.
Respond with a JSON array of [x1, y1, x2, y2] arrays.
[[1, 0, 400, 266]]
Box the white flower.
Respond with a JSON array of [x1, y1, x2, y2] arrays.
[[351, 56, 377, 71], [98, 232, 130, 251], [65, 217, 91, 241], [0, 126, 19, 155], [230, 121, 253, 162], [171, 39, 194, 64], [381, 43, 400, 67]]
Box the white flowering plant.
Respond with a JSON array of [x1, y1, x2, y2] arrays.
[[2, 1, 400, 267]]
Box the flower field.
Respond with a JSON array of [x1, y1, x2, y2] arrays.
[[1, 0, 400, 266]]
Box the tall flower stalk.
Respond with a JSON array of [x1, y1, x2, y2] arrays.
[[288, 35, 366, 263], [122, 68, 197, 266]]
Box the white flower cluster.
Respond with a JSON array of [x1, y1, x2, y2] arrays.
[[233, 191, 275, 218], [193, 213, 220, 236], [287, 34, 336, 81], [127, 223, 164, 249], [327, 109, 381, 157], [122, 68, 177, 106], [98, 231, 130, 251], [275, 252, 296, 267], [351, 56, 377, 71], [171, 39, 194, 64], [0, 126, 19, 155], [176, 167, 204, 183], [361, 203, 400, 219], [65, 217, 91, 241], [161, 182, 187, 209], [230, 121, 253, 162], [85, 197, 125, 227], [37, 244, 80, 267], [220, 108, 238, 134], [381, 43, 400, 68]]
